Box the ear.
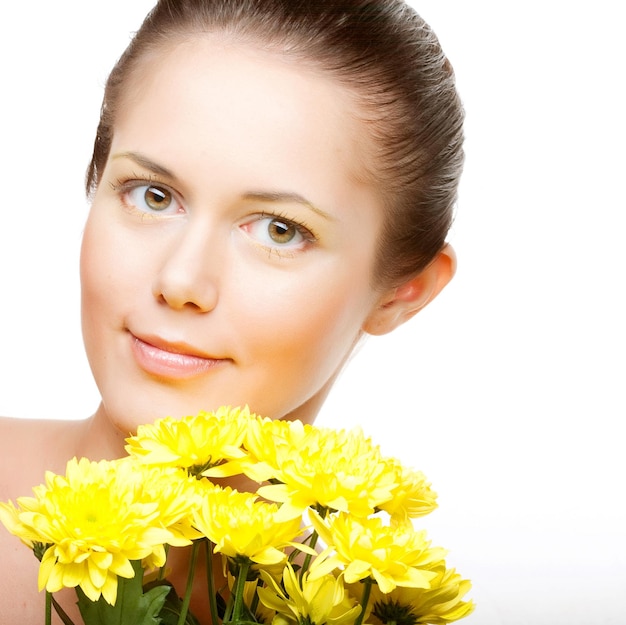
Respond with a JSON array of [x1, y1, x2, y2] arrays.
[[362, 244, 456, 336]]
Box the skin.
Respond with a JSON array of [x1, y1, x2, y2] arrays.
[[0, 35, 455, 624]]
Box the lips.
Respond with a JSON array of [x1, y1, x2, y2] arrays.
[[130, 333, 228, 380]]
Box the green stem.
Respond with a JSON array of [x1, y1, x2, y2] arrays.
[[177, 540, 201, 625], [231, 558, 251, 623], [223, 593, 235, 623], [45, 591, 52, 625], [50, 595, 76, 625], [353, 579, 373, 625], [204, 539, 221, 625], [300, 504, 328, 575], [301, 529, 319, 575]]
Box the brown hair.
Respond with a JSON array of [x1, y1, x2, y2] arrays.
[[86, 0, 464, 287]]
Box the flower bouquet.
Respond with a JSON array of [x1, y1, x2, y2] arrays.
[[0, 406, 473, 625]]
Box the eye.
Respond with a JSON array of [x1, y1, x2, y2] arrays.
[[122, 183, 183, 215], [241, 215, 315, 250]]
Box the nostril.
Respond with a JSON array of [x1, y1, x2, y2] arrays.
[[153, 282, 218, 313], [151, 241, 220, 313]]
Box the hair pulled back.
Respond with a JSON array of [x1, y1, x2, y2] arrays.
[[86, 0, 464, 287]]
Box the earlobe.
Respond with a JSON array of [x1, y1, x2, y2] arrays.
[[362, 244, 457, 336]]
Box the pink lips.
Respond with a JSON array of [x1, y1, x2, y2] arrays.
[[130, 334, 226, 379]]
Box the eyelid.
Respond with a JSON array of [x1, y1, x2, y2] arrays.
[[240, 211, 319, 257], [257, 210, 318, 242], [112, 176, 185, 217], [112, 175, 178, 196]]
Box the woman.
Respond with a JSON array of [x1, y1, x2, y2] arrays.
[[0, 0, 463, 622]]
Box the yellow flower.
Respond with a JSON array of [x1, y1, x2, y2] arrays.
[[364, 566, 474, 624], [192, 485, 304, 566], [308, 512, 445, 594], [0, 499, 37, 549], [2, 457, 173, 604], [246, 418, 398, 521], [257, 563, 361, 625], [132, 463, 204, 561], [125, 406, 253, 477], [243, 416, 306, 482], [377, 459, 438, 526]]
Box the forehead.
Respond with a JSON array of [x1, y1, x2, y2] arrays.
[[113, 35, 382, 215]]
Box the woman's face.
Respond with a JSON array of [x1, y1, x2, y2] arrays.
[[81, 37, 387, 432]]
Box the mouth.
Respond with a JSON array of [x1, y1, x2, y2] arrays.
[[129, 332, 229, 380]]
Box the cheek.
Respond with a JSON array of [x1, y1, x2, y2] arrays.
[[81, 219, 116, 313], [80, 217, 105, 317], [236, 262, 375, 382], [80, 215, 117, 370], [80, 212, 142, 335]]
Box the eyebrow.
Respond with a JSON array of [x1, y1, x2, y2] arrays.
[[241, 191, 334, 221], [111, 151, 334, 220], [112, 151, 177, 179]]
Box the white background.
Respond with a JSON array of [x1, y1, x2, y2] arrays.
[[1, 2, 624, 624]]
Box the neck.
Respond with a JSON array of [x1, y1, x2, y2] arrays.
[[74, 403, 130, 461], [74, 375, 337, 463]]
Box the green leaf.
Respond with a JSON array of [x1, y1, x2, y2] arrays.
[[51, 594, 78, 625], [151, 587, 202, 625], [76, 560, 171, 625]]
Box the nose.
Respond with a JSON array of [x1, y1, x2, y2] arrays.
[[152, 224, 220, 312]]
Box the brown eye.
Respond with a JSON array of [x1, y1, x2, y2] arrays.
[[267, 219, 298, 244], [123, 183, 180, 215], [143, 185, 172, 211], [240, 214, 315, 253]]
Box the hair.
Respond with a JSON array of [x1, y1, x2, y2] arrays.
[[86, 0, 464, 288]]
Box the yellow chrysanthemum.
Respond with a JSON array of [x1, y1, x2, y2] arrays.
[[243, 416, 307, 481], [308, 512, 445, 594], [125, 406, 253, 477], [377, 459, 438, 526], [258, 563, 361, 625], [192, 485, 304, 566], [245, 418, 398, 521], [0, 499, 37, 549], [363, 566, 474, 624], [1, 457, 174, 604], [132, 463, 204, 561]]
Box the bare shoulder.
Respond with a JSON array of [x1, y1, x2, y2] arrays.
[[0, 417, 85, 623], [0, 416, 82, 501]]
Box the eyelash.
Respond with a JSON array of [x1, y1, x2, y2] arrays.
[[111, 175, 182, 217], [109, 175, 319, 254], [256, 211, 318, 243]]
